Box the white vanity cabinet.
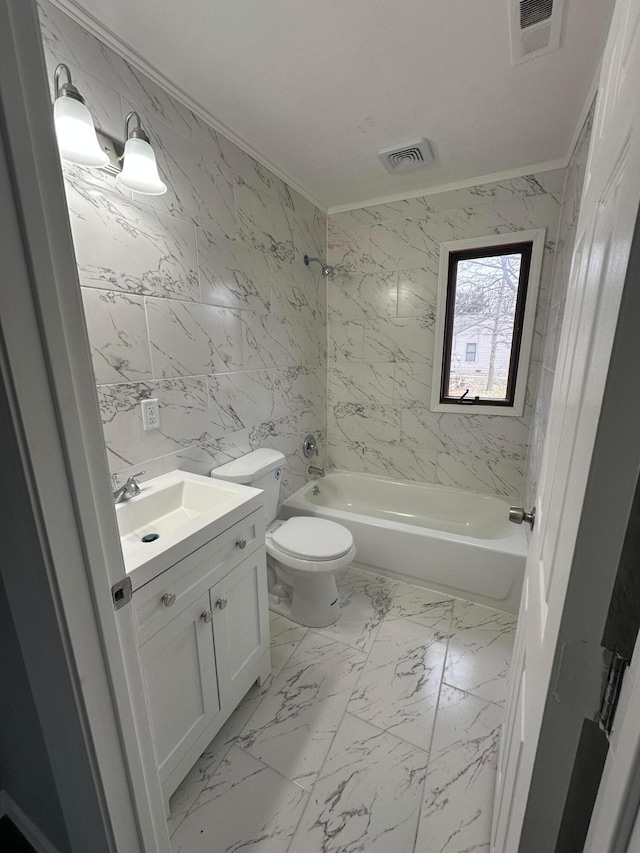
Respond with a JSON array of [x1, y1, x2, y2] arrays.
[[137, 591, 221, 786], [209, 549, 269, 711], [133, 507, 270, 805]]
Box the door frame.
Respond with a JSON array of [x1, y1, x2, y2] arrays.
[[518, 197, 640, 849], [0, 1, 168, 850], [505, 0, 640, 843], [586, 651, 640, 851]]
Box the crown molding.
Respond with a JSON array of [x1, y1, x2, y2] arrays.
[[327, 73, 600, 216], [564, 64, 600, 167], [45, 0, 601, 222], [326, 158, 570, 215], [46, 0, 328, 213]]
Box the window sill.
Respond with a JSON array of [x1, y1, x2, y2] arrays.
[[431, 401, 524, 417]]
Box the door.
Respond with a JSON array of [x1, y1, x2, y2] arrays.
[[139, 592, 220, 783], [0, 1, 167, 850], [211, 548, 269, 710], [492, 0, 640, 849]]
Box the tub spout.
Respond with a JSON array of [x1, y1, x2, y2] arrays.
[[308, 464, 325, 478]]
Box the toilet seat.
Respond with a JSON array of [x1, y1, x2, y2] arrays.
[[266, 537, 356, 574], [270, 517, 353, 561]]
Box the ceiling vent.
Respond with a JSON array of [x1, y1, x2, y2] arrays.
[[378, 138, 434, 174], [510, 0, 564, 65]]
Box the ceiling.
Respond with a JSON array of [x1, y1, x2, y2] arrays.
[[61, 0, 615, 211]]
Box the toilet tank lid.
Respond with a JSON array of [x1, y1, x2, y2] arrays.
[[210, 448, 285, 484]]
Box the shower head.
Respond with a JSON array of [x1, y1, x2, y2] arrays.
[[304, 254, 335, 277]]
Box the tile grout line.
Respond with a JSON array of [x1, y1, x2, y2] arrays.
[[409, 603, 454, 852], [233, 743, 310, 794], [410, 598, 514, 850], [169, 620, 304, 838], [342, 614, 450, 747], [284, 573, 444, 850], [284, 572, 392, 852], [439, 681, 508, 710], [171, 570, 514, 848]]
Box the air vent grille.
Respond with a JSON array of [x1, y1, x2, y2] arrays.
[[520, 0, 553, 29], [389, 147, 424, 170], [378, 138, 434, 175], [520, 23, 552, 54], [510, 0, 564, 64]]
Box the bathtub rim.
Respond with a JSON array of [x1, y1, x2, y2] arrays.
[[284, 468, 526, 557], [348, 559, 517, 616]]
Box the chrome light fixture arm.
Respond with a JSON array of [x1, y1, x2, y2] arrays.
[[54, 63, 83, 103], [124, 110, 151, 144]]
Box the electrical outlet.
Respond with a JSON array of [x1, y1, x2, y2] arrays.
[[141, 398, 159, 431]]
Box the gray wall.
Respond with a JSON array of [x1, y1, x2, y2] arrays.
[[38, 0, 328, 501], [0, 576, 70, 852]]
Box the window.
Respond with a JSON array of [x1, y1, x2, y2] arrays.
[[432, 230, 545, 416]]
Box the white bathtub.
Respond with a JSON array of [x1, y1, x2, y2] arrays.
[[281, 470, 527, 614]]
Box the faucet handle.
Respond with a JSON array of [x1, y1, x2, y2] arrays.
[[125, 472, 145, 495], [303, 434, 318, 459]]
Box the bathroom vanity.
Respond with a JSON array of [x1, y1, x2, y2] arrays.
[[115, 471, 271, 808]]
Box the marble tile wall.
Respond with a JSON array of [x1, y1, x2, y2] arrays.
[[327, 173, 566, 498], [523, 105, 595, 509], [38, 1, 327, 500]]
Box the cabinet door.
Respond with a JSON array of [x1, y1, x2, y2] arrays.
[[138, 591, 220, 782], [211, 547, 269, 709]]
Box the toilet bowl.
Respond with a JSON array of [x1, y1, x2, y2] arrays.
[[210, 448, 356, 628], [266, 517, 355, 627]]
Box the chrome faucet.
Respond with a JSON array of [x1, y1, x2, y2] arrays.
[[307, 464, 325, 478], [112, 471, 145, 504]]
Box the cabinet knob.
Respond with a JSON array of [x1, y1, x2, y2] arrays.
[[216, 598, 228, 610], [162, 593, 176, 607], [236, 538, 247, 550], [201, 610, 213, 623]]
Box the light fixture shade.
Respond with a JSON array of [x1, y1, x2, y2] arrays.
[[53, 96, 109, 168], [116, 137, 167, 195]]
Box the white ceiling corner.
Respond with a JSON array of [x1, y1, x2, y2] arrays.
[[47, 0, 614, 213], [46, 0, 328, 212]]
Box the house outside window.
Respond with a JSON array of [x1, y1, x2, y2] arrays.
[[431, 229, 545, 416]]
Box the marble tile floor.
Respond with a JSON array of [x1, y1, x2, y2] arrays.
[[169, 566, 517, 853]]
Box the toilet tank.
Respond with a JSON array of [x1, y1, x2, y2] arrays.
[[210, 448, 285, 525]]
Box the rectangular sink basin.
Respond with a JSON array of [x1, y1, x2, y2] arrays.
[[115, 470, 263, 588]]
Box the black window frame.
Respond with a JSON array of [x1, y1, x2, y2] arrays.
[[440, 240, 533, 408]]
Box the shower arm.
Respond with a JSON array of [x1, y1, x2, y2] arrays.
[[303, 254, 335, 277]]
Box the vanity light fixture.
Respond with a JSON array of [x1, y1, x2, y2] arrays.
[[116, 111, 167, 195], [52, 63, 109, 168]]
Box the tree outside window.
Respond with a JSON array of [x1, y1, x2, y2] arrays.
[[441, 242, 532, 406]]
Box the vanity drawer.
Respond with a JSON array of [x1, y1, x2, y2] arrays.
[[134, 509, 264, 644]]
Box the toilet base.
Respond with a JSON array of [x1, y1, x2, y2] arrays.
[[267, 560, 341, 628], [268, 592, 341, 629]]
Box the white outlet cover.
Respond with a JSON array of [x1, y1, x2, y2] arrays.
[[141, 397, 159, 431]]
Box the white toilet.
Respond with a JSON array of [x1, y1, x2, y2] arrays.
[[210, 449, 355, 628]]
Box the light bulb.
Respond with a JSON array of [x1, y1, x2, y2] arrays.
[[53, 95, 109, 168], [116, 137, 167, 195]]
